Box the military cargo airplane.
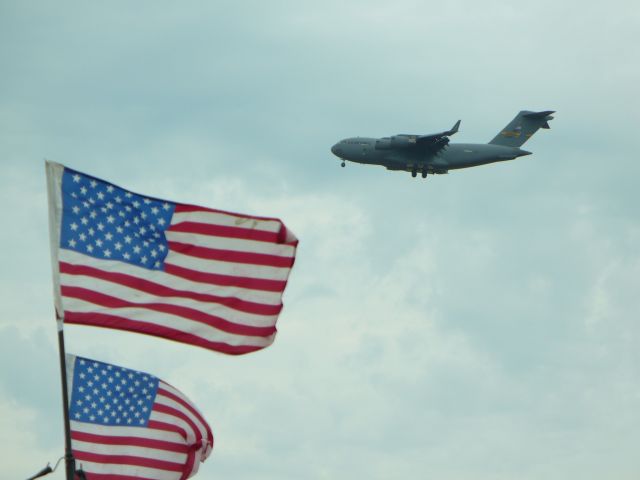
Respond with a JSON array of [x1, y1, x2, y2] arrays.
[[330, 110, 554, 178]]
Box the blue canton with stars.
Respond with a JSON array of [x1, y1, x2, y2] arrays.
[[69, 357, 160, 427], [60, 168, 176, 270]]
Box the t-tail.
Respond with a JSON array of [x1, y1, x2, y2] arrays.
[[489, 110, 555, 147]]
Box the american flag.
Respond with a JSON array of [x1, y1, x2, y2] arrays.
[[67, 354, 213, 479], [46, 161, 298, 355]]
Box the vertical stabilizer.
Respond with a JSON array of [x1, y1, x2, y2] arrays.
[[489, 110, 555, 147]]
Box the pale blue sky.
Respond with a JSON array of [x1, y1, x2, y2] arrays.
[[1, 1, 639, 479]]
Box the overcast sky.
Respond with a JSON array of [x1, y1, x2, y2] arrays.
[[1, 1, 639, 479]]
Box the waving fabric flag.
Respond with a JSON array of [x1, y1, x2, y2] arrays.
[[67, 354, 213, 479], [46, 161, 298, 354]]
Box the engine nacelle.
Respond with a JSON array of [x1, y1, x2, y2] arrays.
[[375, 135, 416, 150], [390, 135, 416, 148]]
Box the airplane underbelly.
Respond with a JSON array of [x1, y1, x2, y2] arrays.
[[384, 153, 449, 174]]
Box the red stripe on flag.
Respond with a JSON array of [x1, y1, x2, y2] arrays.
[[168, 241, 295, 268], [61, 286, 277, 337], [64, 312, 267, 355], [174, 203, 281, 222], [164, 263, 287, 292], [71, 430, 189, 453], [60, 262, 283, 316], [73, 451, 184, 472], [181, 451, 196, 480]]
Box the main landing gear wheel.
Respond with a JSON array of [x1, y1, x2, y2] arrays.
[[411, 168, 417, 177], [421, 171, 428, 179]]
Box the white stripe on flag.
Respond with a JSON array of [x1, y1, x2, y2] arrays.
[[70, 420, 186, 443], [171, 210, 283, 233], [72, 440, 188, 464]]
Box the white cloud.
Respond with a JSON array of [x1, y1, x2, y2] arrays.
[[0, 398, 63, 480]]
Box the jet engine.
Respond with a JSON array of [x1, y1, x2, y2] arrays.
[[375, 135, 416, 150]]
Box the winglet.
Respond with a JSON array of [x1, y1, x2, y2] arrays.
[[416, 119, 462, 145], [450, 119, 461, 135]]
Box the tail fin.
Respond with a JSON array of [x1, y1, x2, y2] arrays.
[[489, 110, 555, 147]]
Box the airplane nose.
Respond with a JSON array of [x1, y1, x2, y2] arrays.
[[331, 143, 342, 157]]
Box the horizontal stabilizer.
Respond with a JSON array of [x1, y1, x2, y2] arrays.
[[523, 110, 555, 119], [523, 110, 555, 129]]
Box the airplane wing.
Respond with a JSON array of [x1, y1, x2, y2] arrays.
[[415, 120, 461, 151]]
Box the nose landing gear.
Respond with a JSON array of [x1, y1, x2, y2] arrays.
[[341, 161, 345, 167]]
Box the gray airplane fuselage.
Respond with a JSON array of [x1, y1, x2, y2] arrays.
[[330, 110, 554, 177], [330, 139, 531, 174]]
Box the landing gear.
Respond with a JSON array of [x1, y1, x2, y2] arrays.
[[341, 161, 345, 167], [410, 167, 429, 179]]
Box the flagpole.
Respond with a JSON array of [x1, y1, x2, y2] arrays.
[[56, 318, 76, 480], [46, 161, 75, 480]]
